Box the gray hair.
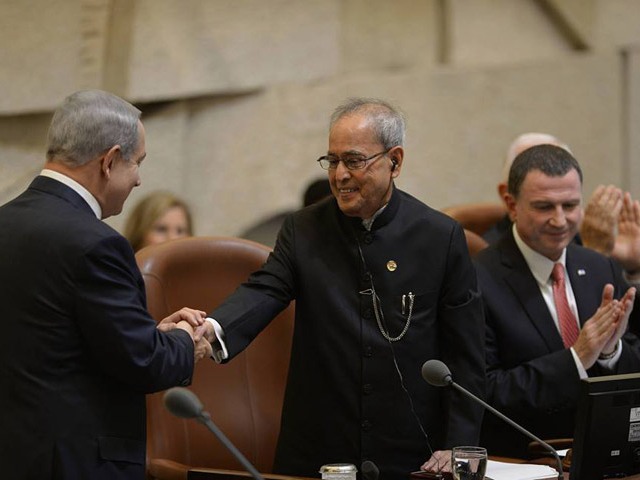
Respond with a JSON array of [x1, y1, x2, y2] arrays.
[[330, 97, 405, 149], [46, 90, 141, 167]]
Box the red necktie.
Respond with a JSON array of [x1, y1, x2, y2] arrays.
[[551, 263, 580, 348]]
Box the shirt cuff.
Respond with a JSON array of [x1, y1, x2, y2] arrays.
[[570, 347, 588, 379], [624, 270, 640, 286], [205, 317, 229, 363]]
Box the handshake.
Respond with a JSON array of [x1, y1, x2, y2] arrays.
[[156, 307, 214, 362]]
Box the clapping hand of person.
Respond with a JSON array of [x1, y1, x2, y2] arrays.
[[573, 284, 623, 369], [611, 192, 640, 275], [601, 286, 637, 357], [580, 185, 623, 255]]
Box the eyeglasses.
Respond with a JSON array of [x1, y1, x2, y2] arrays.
[[317, 148, 391, 171]]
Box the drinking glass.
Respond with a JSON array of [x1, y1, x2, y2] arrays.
[[451, 446, 487, 480]]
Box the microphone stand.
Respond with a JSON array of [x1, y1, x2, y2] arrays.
[[196, 411, 265, 480], [447, 380, 563, 477]]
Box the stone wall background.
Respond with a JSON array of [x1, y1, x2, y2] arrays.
[[1, 0, 639, 237]]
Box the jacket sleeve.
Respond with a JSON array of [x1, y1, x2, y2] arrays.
[[440, 223, 486, 448], [74, 233, 194, 393], [210, 216, 296, 359], [476, 261, 582, 418]]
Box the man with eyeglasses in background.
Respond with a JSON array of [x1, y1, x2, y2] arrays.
[[197, 98, 485, 480]]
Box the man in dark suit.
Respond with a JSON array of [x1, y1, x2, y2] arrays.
[[198, 98, 485, 480], [0, 90, 211, 479], [475, 144, 640, 458]]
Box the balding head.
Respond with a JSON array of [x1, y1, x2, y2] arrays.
[[501, 133, 571, 182]]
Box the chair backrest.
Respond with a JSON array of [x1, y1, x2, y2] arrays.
[[463, 228, 489, 257], [441, 202, 507, 236], [137, 236, 294, 475]]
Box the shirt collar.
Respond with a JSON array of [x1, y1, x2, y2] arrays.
[[362, 204, 388, 231], [40, 169, 102, 219], [512, 223, 566, 286]]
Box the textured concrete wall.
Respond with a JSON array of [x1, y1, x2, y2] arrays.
[[0, 0, 639, 239]]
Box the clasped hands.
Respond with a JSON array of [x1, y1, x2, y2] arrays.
[[157, 307, 213, 361]]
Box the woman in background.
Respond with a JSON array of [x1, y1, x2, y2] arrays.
[[124, 191, 193, 251]]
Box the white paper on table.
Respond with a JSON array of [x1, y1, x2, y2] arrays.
[[485, 459, 558, 480]]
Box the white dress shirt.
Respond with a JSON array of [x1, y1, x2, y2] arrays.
[[512, 224, 621, 377], [40, 169, 102, 219]]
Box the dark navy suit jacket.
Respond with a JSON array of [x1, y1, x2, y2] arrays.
[[474, 230, 640, 458], [0, 176, 194, 479]]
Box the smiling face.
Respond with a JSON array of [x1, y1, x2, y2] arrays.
[[141, 205, 190, 249], [507, 168, 583, 261], [327, 113, 402, 219], [102, 120, 146, 218]]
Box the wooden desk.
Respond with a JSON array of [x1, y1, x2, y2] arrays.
[[185, 467, 640, 480], [188, 469, 314, 480]]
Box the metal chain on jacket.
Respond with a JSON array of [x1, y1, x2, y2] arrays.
[[371, 288, 413, 342]]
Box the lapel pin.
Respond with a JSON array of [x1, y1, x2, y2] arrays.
[[577, 269, 586, 276], [386, 260, 397, 272]]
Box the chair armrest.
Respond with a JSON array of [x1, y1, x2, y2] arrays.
[[148, 458, 190, 480]]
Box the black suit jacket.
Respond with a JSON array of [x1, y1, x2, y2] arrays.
[[212, 188, 485, 480], [0, 176, 194, 480], [474, 230, 640, 458]]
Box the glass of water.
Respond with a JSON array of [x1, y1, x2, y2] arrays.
[[451, 446, 487, 480]]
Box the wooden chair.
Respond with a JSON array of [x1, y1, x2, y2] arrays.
[[441, 203, 507, 237], [136, 236, 295, 480], [463, 229, 489, 257]]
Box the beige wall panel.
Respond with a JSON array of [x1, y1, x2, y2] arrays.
[[401, 54, 623, 208], [342, 0, 438, 72], [179, 92, 308, 236], [0, 114, 51, 206], [0, 0, 111, 114], [627, 47, 640, 200], [124, 0, 340, 102], [595, 0, 640, 49], [449, 0, 573, 66]]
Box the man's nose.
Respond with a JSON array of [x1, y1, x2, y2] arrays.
[[335, 160, 351, 179], [549, 206, 567, 226]]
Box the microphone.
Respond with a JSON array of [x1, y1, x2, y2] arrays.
[[421, 360, 563, 477], [163, 387, 265, 480], [361, 460, 379, 480]]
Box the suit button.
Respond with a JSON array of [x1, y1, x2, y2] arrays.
[[361, 420, 372, 431], [364, 234, 373, 244], [362, 272, 371, 283], [363, 346, 373, 357], [363, 308, 373, 319], [363, 384, 373, 395]]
